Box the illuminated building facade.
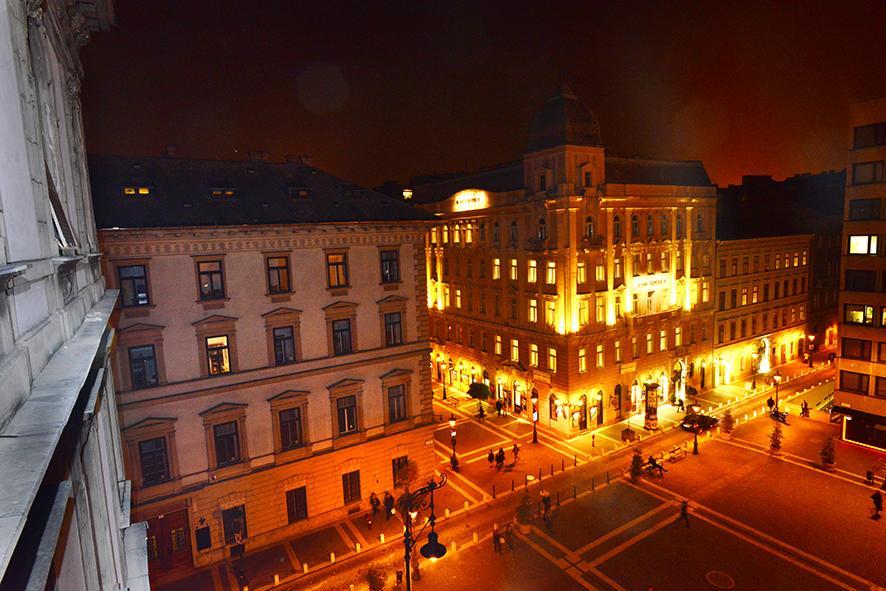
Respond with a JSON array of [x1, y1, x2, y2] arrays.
[[90, 155, 436, 575], [834, 98, 886, 451], [414, 85, 717, 436], [712, 236, 813, 387]]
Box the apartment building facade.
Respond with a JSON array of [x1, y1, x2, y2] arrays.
[[90, 155, 436, 576], [834, 98, 886, 451], [415, 85, 717, 436]]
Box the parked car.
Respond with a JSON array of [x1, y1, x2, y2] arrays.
[[681, 413, 719, 432]]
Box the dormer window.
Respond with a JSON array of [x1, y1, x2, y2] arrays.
[[122, 186, 151, 197], [288, 186, 311, 198], [210, 187, 237, 198]]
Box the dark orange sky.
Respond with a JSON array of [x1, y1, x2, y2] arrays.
[[81, 0, 885, 188]]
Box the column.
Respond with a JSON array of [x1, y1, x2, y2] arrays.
[[683, 206, 693, 311], [605, 208, 616, 325]]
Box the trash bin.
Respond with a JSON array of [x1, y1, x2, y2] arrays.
[[621, 428, 636, 442]]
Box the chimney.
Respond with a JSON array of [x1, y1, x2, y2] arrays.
[[165, 145, 177, 157], [248, 151, 270, 162], [285, 154, 312, 166]]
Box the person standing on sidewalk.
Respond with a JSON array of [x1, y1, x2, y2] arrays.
[[512, 442, 520, 464], [872, 491, 883, 520], [478, 402, 486, 421], [487, 449, 495, 468], [492, 526, 502, 553], [679, 500, 690, 528], [767, 396, 775, 411], [503, 524, 514, 550], [496, 399, 503, 416], [495, 448, 506, 470], [383, 491, 395, 520]]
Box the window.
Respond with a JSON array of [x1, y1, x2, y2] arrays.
[[659, 330, 667, 351], [510, 259, 518, 281], [197, 261, 225, 300], [273, 327, 296, 365], [138, 437, 169, 486], [879, 342, 886, 363], [548, 347, 557, 372], [660, 214, 669, 236], [510, 338, 519, 362], [479, 293, 486, 314], [646, 215, 654, 237], [585, 216, 594, 237], [528, 260, 538, 283], [742, 257, 749, 274], [596, 344, 604, 368], [676, 214, 684, 238], [222, 506, 247, 545], [849, 235, 878, 255], [342, 470, 361, 504], [615, 340, 622, 363], [279, 407, 303, 450], [646, 333, 653, 354], [382, 312, 402, 346], [579, 299, 589, 325], [646, 253, 653, 274], [118, 265, 149, 306], [509, 221, 518, 246], [613, 216, 621, 242], [595, 297, 605, 323], [538, 218, 547, 240], [286, 487, 308, 523], [266, 256, 291, 293], [494, 296, 501, 316], [802, 250, 807, 265], [752, 285, 758, 304], [849, 199, 881, 221], [122, 186, 152, 197], [210, 187, 237, 198], [675, 326, 682, 347], [493, 258, 501, 280], [584, 171, 592, 187], [380, 250, 400, 283], [842, 338, 871, 361], [631, 215, 639, 238], [578, 348, 587, 373], [718, 324, 725, 344], [614, 257, 622, 279], [660, 252, 668, 272], [595, 263, 605, 282], [631, 336, 638, 358], [695, 213, 704, 233], [840, 371, 869, 395], [845, 269, 876, 291], [852, 161, 884, 185], [509, 297, 517, 319], [387, 385, 407, 423], [442, 226, 449, 243], [337, 395, 358, 435], [538, 174, 547, 192], [332, 319, 353, 355], [741, 287, 748, 306], [844, 303, 874, 325], [128, 345, 158, 389], [530, 344, 539, 367], [327, 253, 349, 288], [528, 299, 538, 323], [876, 378, 886, 399], [577, 261, 587, 283], [206, 336, 231, 375], [763, 284, 770, 301], [546, 261, 556, 284], [718, 291, 726, 311], [494, 335, 502, 355], [730, 289, 737, 308], [854, 122, 886, 148], [545, 300, 556, 326], [492, 222, 500, 243], [213, 421, 240, 466]]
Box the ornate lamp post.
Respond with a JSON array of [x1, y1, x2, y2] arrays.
[[689, 403, 702, 455], [773, 370, 783, 409], [807, 334, 815, 367], [530, 390, 539, 443], [448, 414, 458, 469], [751, 351, 759, 390], [400, 475, 447, 591]]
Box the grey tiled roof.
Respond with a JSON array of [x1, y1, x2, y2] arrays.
[[88, 155, 434, 229]]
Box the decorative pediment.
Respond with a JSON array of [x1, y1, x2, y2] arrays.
[[199, 402, 248, 417], [376, 295, 408, 305], [379, 368, 412, 380], [327, 377, 365, 391], [122, 417, 177, 432], [267, 389, 310, 403], [261, 306, 303, 318], [118, 322, 165, 333], [192, 314, 238, 326], [322, 300, 359, 311]]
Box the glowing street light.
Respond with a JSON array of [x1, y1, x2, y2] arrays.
[[448, 414, 458, 471], [751, 351, 759, 390], [530, 390, 539, 443], [807, 334, 816, 367], [773, 370, 783, 409], [400, 475, 447, 590]]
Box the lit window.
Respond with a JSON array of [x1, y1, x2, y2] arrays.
[[545, 300, 556, 326], [210, 187, 237, 198], [528, 260, 538, 283], [494, 335, 502, 355], [548, 347, 558, 372], [659, 330, 667, 351], [802, 250, 807, 265], [752, 285, 758, 303], [595, 297, 605, 323], [530, 344, 539, 367], [578, 348, 587, 373], [615, 340, 622, 363], [844, 304, 874, 325], [326, 253, 349, 288], [510, 259, 518, 281], [579, 299, 589, 325], [122, 186, 151, 196], [646, 333, 653, 354], [206, 336, 231, 375], [442, 226, 449, 243], [528, 299, 538, 323], [546, 261, 556, 284], [848, 235, 878, 255], [577, 261, 586, 284], [510, 338, 519, 362], [493, 258, 501, 280], [675, 326, 682, 347], [595, 263, 605, 282], [455, 289, 462, 308], [595, 344, 604, 368]]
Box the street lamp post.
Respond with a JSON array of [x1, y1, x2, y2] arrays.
[[531, 391, 539, 443], [807, 334, 815, 367], [400, 475, 448, 591], [689, 403, 701, 455], [751, 351, 759, 390], [773, 370, 783, 409], [448, 414, 458, 470]]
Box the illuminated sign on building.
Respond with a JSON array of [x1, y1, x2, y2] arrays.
[[451, 189, 489, 212], [632, 273, 670, 291]]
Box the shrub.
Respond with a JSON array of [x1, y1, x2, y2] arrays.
[[721, 409, 735, 433], [467, 381, 491, 401], [630, 449, 644, 480], [367, 566, 386, 591], [769, 423, 782, 453], [820, 436, 836, 465], [515, 490, 533, 524]]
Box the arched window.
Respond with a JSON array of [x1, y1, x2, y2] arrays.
[[613, 216, 621, 242], [585, 216, 594, 238], [696, 212, 704, 233], [660, 214, 668, 236], [676, 214, 684, 238], [509, 220, 518, 245], [492, 221, 500, 243], [538, 218, 546, 241], [631, 214, 639, 238], [646, 215, 654, 237]]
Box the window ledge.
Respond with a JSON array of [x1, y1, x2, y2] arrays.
[[274, 444, 312, 464], [333, 431, 366, 449]]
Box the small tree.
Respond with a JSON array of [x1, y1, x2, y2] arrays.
[[467, 381, 491, 401], [820, 436, 836, 468], [515, 490, 533, 524], [394, 458, 420, 491], [367, 566, 386, 591], [630, 449, 644, 481], [769, 423, 783, 454], [721, 409, 735, 434]]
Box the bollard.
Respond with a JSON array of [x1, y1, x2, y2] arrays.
[[445, 508, 450, 518], [303, 563, 309, 575], [473, 531, 479, 543], [380, 533, 385, 543], [562, 458, 565, 471], [592, 476, 595, 491], [356, 542, 361, 553], [492, 485, 496, 499], [753, 410, 757, 418], [550, 463, 554, 476], [556, 491, 560, 507], [574, 454, 577, 467], [606, 470, 610, 484], [451, 540, 457, 552], [274, 574, 280, 586], [573, 485, 576, 499], [330, 552, 335, 564], [524, 475, 528, 488], [464, 500, 469, 510], [350, 586, 354, 591], [243, 586, 249, 591], [538, 467, 542, 481], [511, 478, 515, 492]]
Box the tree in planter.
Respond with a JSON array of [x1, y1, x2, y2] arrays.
[[468, 382, 491, 401], [515, 490, 533, 532], [721, 409, 735, 434], [630, 449, 645, 481], [820, 436, 836, 471], [769, 423, 783, 455], [367, 566, 386, 591]]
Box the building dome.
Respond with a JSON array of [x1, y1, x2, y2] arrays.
[[526, 83, 603, 152]]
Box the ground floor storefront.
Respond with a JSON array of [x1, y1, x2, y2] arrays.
[[712, 326, 811, 389]]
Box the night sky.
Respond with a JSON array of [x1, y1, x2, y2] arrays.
[[81, 0, 885, 189]]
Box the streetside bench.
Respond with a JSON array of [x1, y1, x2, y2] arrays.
[[667, 446, 687, 462]]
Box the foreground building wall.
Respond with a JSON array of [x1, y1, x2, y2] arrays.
[[91, 156, 436, 575], [834, 98, 886, 451], [0, 1, 147, 590]]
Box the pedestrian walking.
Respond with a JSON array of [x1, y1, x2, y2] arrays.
[[767, 396, 775, 411], [801, 400, 810, 418], [383, 491, 395, 520], [512, 443, 520, 464], [679, 500, 690, 528], [478, 402, 486, 421], [496, 447, 506, 470], [492, 527, 502, 553], [677, 398, 685, 413], [540, 490, 551, 517], [872, 491, 883, 520], [487, 449, 495, 468], [648, 456, 667, 477], [503, 524, 514, 550], [496, 399, 503, 416], [370, 492, 380, 520]]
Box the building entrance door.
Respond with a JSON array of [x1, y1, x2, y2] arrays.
[[578, 395, 588, 430], [147, 509, 191, 575], [513, 382, 524, 414]]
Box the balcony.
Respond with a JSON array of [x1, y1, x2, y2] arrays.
[[580, 235, 604, 251], [525, 236, 555, 252]]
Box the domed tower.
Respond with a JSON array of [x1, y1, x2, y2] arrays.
[[524, 83, 606, 195]]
